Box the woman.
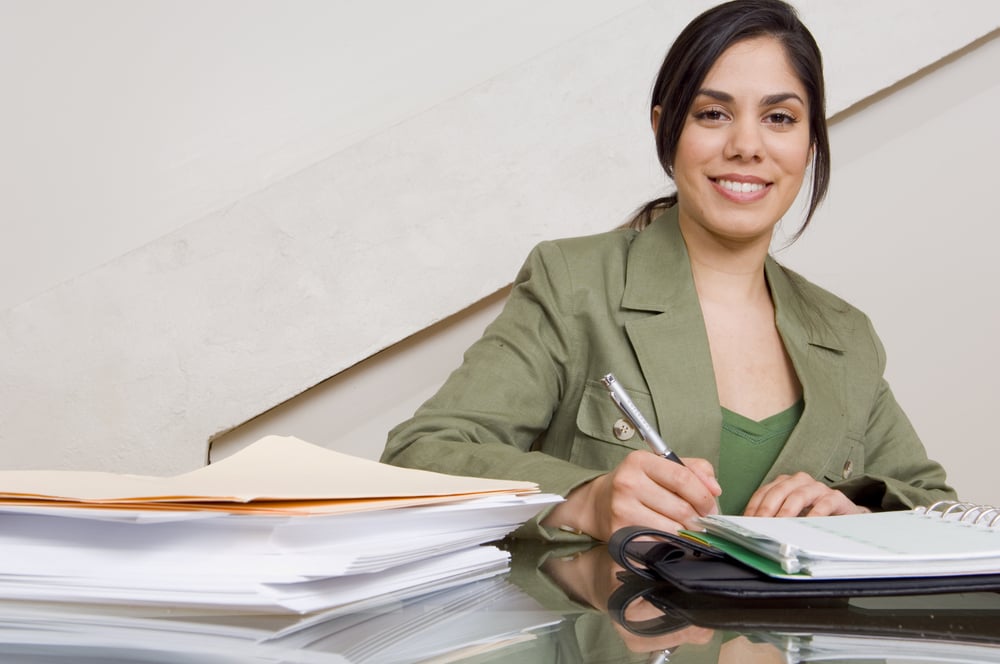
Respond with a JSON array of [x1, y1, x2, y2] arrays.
[[381, 0, 955, 541]]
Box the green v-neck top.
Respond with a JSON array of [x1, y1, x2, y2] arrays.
[[717, 399, 804, 515]]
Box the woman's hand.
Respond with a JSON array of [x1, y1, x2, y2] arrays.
[[542, 450, 722, 541], [743, 472, 869, 517], [541, 543, 715, 656]]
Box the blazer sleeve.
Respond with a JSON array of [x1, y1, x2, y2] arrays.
[[380, 241, 604, 539]]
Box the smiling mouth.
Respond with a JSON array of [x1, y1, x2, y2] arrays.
[[713, 178, 768, 193]]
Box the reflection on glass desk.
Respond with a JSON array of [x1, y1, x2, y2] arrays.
[[2, 541, 1000, 663]]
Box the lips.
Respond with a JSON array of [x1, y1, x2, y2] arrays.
[[710, 175, 771, 201], [716, 178, 766, 193]]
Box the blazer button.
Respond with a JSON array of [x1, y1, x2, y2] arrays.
[[613, 418, 635, 441], [842, 460, 854, 479]]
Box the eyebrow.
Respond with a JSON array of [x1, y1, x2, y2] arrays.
[[696, 88, 805, 106]]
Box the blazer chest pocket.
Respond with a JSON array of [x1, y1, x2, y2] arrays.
[[822, 436, 866, 484], [571, 380, 652, 470]]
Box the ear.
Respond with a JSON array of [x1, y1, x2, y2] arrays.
[[651, 105, 662, 135]]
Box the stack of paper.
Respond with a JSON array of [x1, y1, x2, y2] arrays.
[[0, 436, 561, 613], [0, 575, 561, 663]]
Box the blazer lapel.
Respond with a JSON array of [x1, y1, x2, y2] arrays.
[[622, 210, 722, 466], [764, 259, 850, 481]]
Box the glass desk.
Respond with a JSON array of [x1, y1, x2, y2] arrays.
[[2, 540, 999, 663]]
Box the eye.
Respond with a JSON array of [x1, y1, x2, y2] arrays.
[[693, 108, 730, 123], [763, 112, 798, 127]]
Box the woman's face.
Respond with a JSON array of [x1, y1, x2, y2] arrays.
[[670, 36, 813, 247]]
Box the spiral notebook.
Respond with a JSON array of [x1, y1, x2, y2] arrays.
[[695, 501, 1000, 579]]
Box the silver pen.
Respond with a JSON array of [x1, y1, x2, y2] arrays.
[[601, 373, 685, 466]]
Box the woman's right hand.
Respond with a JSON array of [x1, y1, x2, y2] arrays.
[[542, 450, 721, 542]]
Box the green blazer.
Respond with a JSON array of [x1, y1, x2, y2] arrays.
[[382, 209, 955, 538]]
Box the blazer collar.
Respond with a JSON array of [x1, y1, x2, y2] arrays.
[[623, 206, 848, 351], [622, 206, 692, 313], [765, 258, 847, 354]]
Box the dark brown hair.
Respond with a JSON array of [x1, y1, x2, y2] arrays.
[[630, 0, 830, 240]]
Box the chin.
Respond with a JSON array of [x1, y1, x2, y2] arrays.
[[706, 217, 778, 242]]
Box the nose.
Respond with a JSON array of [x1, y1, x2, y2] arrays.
[[724, 116, 764, 162]]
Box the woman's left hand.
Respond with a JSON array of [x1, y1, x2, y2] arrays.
[[743, 472, 870, 517]]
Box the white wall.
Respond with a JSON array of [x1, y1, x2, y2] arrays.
[[1, 2, 998, 505], [0, 0, 651, 313]]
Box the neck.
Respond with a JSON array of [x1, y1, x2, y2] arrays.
[[678, 218, 772, 306]]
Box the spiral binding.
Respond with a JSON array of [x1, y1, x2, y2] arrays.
[[921, 500, 1000, 528]]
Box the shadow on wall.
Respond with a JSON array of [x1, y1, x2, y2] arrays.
[[209, 286, 512, 464]]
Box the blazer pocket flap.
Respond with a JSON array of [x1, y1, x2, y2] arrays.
[[576, 380, 653, 450]]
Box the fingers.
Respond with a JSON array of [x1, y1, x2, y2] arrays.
[[614, 619, 715, 654], [602, 453, 703, 534], [608, 451, 721, 531], [681, 456, 723, 497], [548, 451, 722, 540], [744, 472, 861, 517], [542, 464, 684, 541], [639, 452, 722, 522]]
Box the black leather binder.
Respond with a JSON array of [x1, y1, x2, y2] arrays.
[[608, 526, 1000, 599], [607, 573, 1000, 646]]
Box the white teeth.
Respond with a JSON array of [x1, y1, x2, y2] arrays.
[[717, 179, 764, 193]]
